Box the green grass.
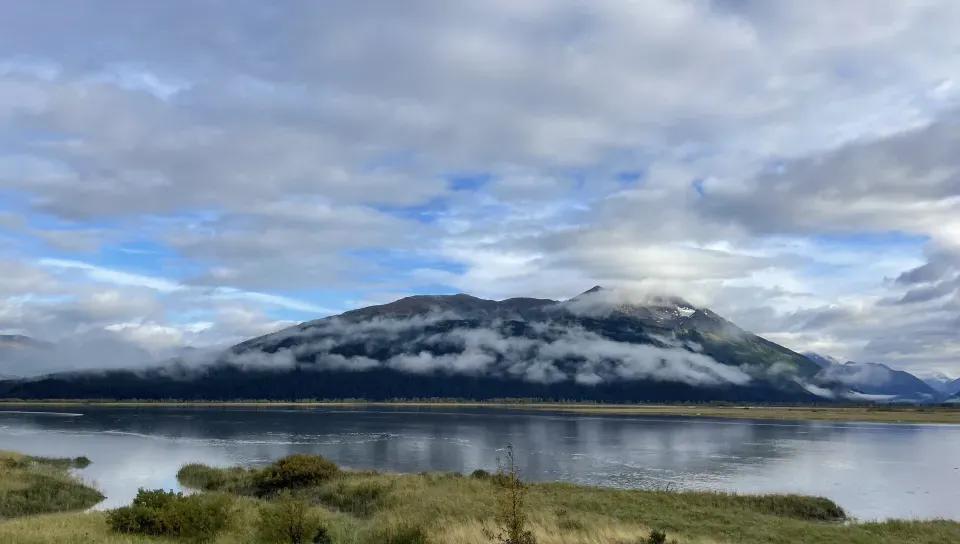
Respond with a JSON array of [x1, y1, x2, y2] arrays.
[[2, 452, 958, 543], [172, 455, 958, 544], [0, 450, 104, 519]]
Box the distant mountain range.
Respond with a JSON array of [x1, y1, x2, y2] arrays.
[[0, 334, 49, 351], [809, 359, 939, 403], [0, 288, 956, 403], [918, 372, 960, 396]]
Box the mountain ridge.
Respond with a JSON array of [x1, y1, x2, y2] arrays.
[[0, 288, 949, 403]]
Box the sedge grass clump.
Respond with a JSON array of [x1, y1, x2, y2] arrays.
[[106, 487, 231, 542], [368, 522, 431, 544], [0, 472, 105, 518], [0, 451, 104, 518], [738, 493, 846, 521], [177, 463, 258, 494], [255, 454, 340, 495], [255, 490, 331, 544], [314, 477, 394, 517]]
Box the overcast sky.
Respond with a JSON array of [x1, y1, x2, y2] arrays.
[[1, 1, 959, 375]]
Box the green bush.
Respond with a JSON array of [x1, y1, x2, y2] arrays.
[[71, 456, 92, 469], [470, 469, 491, 479], [106, 488, 231, 542], [647, 529, 667, 544], [255, 454, 340, 494], [255, 491, 330, 544]]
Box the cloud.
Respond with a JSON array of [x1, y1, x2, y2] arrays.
[[2, 1, 960, 378], [217, 310, 754, 388], [0, 331, 157, 378]]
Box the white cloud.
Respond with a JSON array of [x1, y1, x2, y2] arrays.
[[1, 1, 960, 376]]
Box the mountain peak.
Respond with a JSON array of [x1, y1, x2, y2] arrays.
[[581, 285, 606, 295]]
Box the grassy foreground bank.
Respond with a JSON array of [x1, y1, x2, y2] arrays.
[[0, 450, 103, 519], [1, 451, 957, 544], [3, 399, 960, 423]]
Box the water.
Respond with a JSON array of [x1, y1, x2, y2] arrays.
[[1, 405, 959, 520]]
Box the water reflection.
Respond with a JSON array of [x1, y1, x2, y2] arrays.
[[0, 406, 958, 519]]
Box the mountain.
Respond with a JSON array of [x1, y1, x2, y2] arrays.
[[1, 288, 833, 402], [0, 334, 52, 379], [812, 359, 939, 402], [917, 372, 958, 394], [0, 334, 48, 350], [802, 352, 840, 369], [944, 377, 960, 397]]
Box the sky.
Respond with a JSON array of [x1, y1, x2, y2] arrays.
[[1, 0, 959, 375]]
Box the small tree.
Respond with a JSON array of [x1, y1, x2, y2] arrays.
[[486, 444, 536, 544]]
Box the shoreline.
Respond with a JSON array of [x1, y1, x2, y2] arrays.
[[2, 399, 960, 423]]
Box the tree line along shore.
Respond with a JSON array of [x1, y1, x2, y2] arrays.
[[3, 398, 960, 423]]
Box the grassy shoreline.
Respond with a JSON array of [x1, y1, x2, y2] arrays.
[[0, 450, 104, 520], [1, 450, 958, 543], [3, 399, 960, 423]]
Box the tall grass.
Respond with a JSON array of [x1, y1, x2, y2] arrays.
[[2, 449, 959, 544], [0, 450, 104, 519]]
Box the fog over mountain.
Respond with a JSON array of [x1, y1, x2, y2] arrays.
[[917, 371, 959, 395], [809, 359, 939, 403], [2, 287, 840, 402]]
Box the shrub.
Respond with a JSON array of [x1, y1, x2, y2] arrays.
[[622, 529, 677, 544], [647, 529, 667, 544], [487, 444, 536, 544], [71, 456, 92, 469], [106, 488, 231, 542], [255, 491, 330, 544], [255, 454, 339, 494], [471, 469, 491, 479]]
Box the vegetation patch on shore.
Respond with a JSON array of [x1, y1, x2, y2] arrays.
[[0, 450, 103, 519], [1, 450, 958, 543]]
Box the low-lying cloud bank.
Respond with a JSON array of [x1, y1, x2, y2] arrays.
[[227, 318, 754, 387]]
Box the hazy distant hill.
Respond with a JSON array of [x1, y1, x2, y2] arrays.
[[809, 357, 940, 402], [917, 372, 958, 395]]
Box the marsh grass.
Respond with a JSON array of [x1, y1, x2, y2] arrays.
[[2, 451, 960, 544], [0, 450, 104, 519]]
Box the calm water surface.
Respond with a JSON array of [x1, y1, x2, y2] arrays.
[[1, 406, 959, 520]]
